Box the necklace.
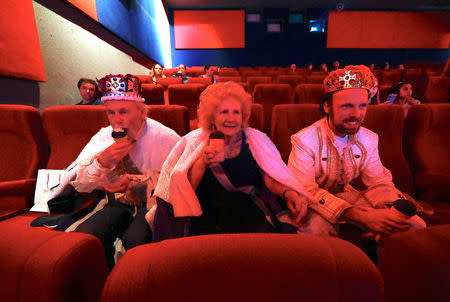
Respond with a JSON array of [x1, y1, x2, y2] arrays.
[[224, 131, 243, 158]]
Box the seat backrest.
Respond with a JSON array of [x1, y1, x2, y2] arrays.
[[295, 84, 325, 104], [162, 68, 178, 77], [168, 84, 207, 120], [271, 104, 414, 194], [156, 77, 183, 90], [134, 75, 153, 84], [246, 76, 272, 95], [423, 76, 450, 103], [241, 71, 264, 81], [253, 83, 293, 135], [306, 75, 326, 84], [380, 70, 402, 86], [101, 234, 384, 302], [42, 106, 108, 169], [404, 104, 450, 201], [277, 75, 306, 89], [216, 76, 242, 83], [0, 105, 47, 181], [147, 105, 189, 136], [218, 70, 239, 76], [188, 77, 213, 85], [249, 103, 264, 132], [141, 84, 164, 105]]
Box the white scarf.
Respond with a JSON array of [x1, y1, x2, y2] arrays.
[[154, 127, 312, 217]]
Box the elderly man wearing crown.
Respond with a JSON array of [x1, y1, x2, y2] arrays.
[[288, 65, 425, 242], [50, 74, 180, 269]]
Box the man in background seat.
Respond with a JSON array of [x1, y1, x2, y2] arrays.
[[76, 78, 102, 105]]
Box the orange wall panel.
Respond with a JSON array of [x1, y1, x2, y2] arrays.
[[0, 1, 45, 81], [66, 0, 98, 21], [327, 11, 450, 49], [174, 10, 245, 49]]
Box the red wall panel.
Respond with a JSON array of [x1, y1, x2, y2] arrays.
[[327, 11, 450, 49], [66, 0, 98, 21], [0, 1, 45, 81], [174, 10, 245, 49]]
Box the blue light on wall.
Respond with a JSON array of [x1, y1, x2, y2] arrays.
[[96, 0, 172, 67]]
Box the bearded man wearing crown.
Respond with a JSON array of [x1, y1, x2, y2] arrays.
[[288, 65, 426, 244], [49, 74, 180, 270]]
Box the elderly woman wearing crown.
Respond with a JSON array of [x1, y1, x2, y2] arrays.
[[49, 74, 180, 269], [288, 65, 425, 240], [149, 81, 312, 242]]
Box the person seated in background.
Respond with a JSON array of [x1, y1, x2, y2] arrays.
[[50, 74, 180, 269], [76, 78, 102, 105], [384, 62, 390, 71], [382, 82, 420, 116], [290, 63, 297, 72], [369, 78, 380, 104], [397, 64, 405, 72], [320, 63, 328, 73], [288, 65, 425, 241], [307, 63, 314, 71], [172, 64, 190, 84], [150, 64, 166, 84], [331, 60, 340, 71], [201, 64, 217, 83], [149, 81, 311, 242], [369, 64, 375, 71]]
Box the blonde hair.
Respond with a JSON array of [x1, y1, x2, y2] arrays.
[[198, 81, 252, 131]]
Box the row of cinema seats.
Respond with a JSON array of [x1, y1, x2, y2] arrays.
[[0, 103, 449, 302], [140, 80, 449, 136]]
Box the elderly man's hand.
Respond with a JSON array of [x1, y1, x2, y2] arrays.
[[97, 141, 135, 169]]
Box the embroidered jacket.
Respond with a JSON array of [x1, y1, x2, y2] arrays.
[[288, 118, 403, 223]]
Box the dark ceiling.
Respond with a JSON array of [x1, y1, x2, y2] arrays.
[[165, 0, 450, 10]]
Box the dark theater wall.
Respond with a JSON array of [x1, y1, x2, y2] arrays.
[[169, 8, 449, 68]]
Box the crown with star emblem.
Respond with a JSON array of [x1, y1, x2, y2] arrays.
[[97, 74, 144, 103], [324, 65, 376, 93]]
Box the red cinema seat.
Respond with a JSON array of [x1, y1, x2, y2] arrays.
[[253, 83, 293, 135], [241, 70, 264, 82], [380, 70, 402, 86], [162, 68, 178, 77], [0, 105, 47, 220], [42, 106, 109, 170], [0, 212, 108, 302], [102, 234, 384, 302], [147, 105, 190, 136], [277, 75, 306, 89], [218, 69, 239, 76], [404, 104, 450, 225], [246, 76, 272, 95], [378, 224, 450, 302], [141, 84, 164, 105], [134, 75, 153, 84], [168, 84, 207, 127], [295, 84, 325, 104], [249, 103, 264, 132], [306, 75, 327, 84], [188, 77, 213, 85], [216, 76, 242, 83], [422, 76, 450, 103], [155, 77, 182, 90]]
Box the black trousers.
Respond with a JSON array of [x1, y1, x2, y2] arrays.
[[74, 198, 152, 270]]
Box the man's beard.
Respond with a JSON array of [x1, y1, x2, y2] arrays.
[[329, 113, 362, 136]]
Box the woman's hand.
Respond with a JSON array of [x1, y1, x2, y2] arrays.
[[97, 141, 135, 169], [285, 190, 309, 224], [202, 145, 224, 166], [99, 174, 130, 193]]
